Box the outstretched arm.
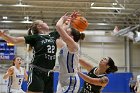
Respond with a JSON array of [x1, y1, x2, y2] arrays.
[[78, 71, 109, 87], [79, 58, 94, 72], [56, 13, 78, 52], [0, 30, 25, 44]]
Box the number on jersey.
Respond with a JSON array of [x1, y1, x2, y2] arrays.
[[47, 45, 55, 53]]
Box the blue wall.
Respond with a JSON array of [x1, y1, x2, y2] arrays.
[[103, 73, 132, 92], [53, 72, 133, 92], [22, 72, 133, 92]]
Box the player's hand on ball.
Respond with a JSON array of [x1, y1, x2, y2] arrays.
[[70, 11, 81, 20]]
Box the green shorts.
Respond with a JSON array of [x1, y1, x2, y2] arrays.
[[28, 68, 54, 93]]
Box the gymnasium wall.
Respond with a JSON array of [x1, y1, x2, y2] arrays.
[[79, 35, 140, 74], [130, 43, 140, 75], [80, 42, 125, 70]]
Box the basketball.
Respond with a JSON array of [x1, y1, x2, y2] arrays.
[[71, 16, 88, 32]]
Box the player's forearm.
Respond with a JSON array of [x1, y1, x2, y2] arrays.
[[56, 15, 70, 32], [78, 71, 108, 87], [56, 17, 67, 39], [2, 34, 25, 45], [1, 33, 18, 44], [79, 58, 93, 71], [24, 69, 28, 81], [24, 74, 28, 81], [78, 71, 94, 84], [56, 16, 65, 27], [56, 23, 77, 52], [3, 73, 10, 79], [78, 72, 100, 86]]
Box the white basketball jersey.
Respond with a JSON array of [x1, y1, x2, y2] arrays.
[[57, 44, 80, 93], [137, 75, 140, 92], [8, 66, 25, 91], [58, 44, 80, 76]]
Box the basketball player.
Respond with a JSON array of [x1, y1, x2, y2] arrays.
[[129, 77, 136, 93], [3, 56, 28, 93], [78, 57, 118, 93], [0, 20, 60, 93], [55, 12, 85, 93], [135, 75, 140, 93]]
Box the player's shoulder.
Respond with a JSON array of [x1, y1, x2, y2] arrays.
[[7, 66, 15, 72]]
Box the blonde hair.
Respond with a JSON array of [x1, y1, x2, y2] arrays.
[[27, 20, 44, 51]]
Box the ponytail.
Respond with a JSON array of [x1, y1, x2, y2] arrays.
[[71, 28, 85, 42], [27, 26, 34, 51], [80, 33, 85, 40], [27, 27, 33, 35], [106, 57, 118, 74], [26, 20, 44, 51]]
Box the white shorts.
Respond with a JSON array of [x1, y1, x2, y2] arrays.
[[56, 74, 80, 93], [10, 89, 25, 93]]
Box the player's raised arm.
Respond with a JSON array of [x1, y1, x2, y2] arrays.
[[79, 58, 94, 72], [0, 30, 25, 44], [56, 13, 78, 52]]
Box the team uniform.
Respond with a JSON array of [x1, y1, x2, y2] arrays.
[[25, 32, 59, 93], [136, 75, 140, 93], [80, 67, 106, 93], [7, 66, 25, 93], [56, 44, 80, 93]]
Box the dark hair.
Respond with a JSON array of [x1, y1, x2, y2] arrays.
[[106, 57, 118, 74], [71, 28, 85, 42], [12, 56, 22, 66]]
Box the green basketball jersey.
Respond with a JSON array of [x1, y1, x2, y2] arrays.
[[81, 67, 106, 93], [24, 31, 59, 69]]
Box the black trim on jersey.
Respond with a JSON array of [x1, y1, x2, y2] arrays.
[[93, 67, 106, 77]]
